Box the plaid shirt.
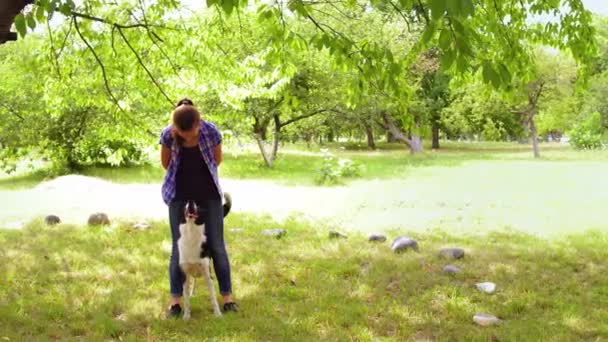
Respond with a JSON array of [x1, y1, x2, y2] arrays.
[[159, 120, 223, 205]]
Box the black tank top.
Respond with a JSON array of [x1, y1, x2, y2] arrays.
[[175, 146, 219, 201]]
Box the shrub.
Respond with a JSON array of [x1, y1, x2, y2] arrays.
[[568, 112, 605, 150], [315, 148, 364, 185]]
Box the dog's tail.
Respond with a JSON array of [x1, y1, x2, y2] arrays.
[[223, 192, 232, 217]]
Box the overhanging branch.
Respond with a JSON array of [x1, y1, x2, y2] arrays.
[[72, 16, 124, 111], [116, 26, 174, 106]]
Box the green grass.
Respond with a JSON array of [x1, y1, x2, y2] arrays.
[[0, 170, 49, 190], [2, 141, 608, 189], [1, 215, 607, 340]]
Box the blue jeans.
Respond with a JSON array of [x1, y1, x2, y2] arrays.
[[168, 198, 232, 296]]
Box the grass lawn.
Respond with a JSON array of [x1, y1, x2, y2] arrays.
[[4, 141, 607, 189], [1, 215, 607, 341]]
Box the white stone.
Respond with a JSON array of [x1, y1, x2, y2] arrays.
[[473, 313, 501, 326], [476, 282, 496, 294]]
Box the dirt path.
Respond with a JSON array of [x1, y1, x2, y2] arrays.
[[2, 161, 608, 236]]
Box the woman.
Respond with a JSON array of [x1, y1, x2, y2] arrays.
[[159, 98, 238, 317]]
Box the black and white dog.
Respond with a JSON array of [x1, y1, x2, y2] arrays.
[[178, 193, 232, 319]]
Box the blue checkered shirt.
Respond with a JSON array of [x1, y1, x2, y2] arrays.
[[159, 120, 223, 205]]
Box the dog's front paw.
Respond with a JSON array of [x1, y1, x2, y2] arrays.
[[214, 310, 222, 317], [183, 311, 191, 320]]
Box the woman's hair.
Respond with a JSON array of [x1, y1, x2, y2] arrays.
[[176, 97, 194, 107], [171, 103, 201, 146]]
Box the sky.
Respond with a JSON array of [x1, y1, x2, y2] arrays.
[[180, 0, 608, 16], [581, 0, 608, 16]]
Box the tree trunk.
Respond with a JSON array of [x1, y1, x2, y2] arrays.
[[380, 111, 422, 154], [529, 115, 540, 158], [410, 134, 423, 153], [364, 122, 376, 150], [253, 116, 270, 141], [271, 114, 281, 162], [431, 124, 440, 149], [254, 134, 273, 167]]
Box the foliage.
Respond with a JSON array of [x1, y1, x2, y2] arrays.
[[315, 148, 364, 185], [1, 0, 604, 166], [568, 112, 605, 150]]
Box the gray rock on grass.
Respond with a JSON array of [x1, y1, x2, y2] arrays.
[[439, 247, 465, 259], [132, 222, 151, 230], [88, 213, 110, 226], [261, 229, 286, 238], [443, 265, 461, 274], [329, 230, 348, 239], [44, 215, 61, 226], [368, 233, 387, 242], [391, 236, 419, 253], [473, 313, 502, 326]]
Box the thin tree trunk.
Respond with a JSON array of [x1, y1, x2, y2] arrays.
[[253, 116, 270, 141], [364, 122, 376, 150], [271, 114, 281, 162], [254, 134, 273, 167], [529, 115, 540, 158], [431, 124, 440, 149]]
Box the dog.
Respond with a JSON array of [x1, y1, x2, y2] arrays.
[[178, 193, 232, 319]]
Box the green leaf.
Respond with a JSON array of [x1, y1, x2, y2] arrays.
[[440, 48, 455, 69], [207, 0, 219, 7], [460, 0, 475, 17], [438, 28, 451, 50], [221, 0, 234, 16], [428, 0, 447, 21], [59, 3, 72, 16], [497, 63, 511, 83], [446, 0, 461, 16], [482, 62, 501, 88], [421, 21, 436, 43], [35, 4, 46, 22], [26, 14, 36, 30], [14, 14, 26, 38]]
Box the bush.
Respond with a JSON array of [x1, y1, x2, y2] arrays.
[[315, 148, 364, 185], [73, 138, 148, 167], [568, 112, 605, 150]]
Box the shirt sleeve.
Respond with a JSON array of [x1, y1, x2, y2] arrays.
[[208, 122, 222, 147], [159, 126, 173, 148]]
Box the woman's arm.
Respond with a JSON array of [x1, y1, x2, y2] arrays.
[[161, 145, 171, 170], [213, 144, 222, 166]]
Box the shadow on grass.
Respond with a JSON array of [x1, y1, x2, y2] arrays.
[[1, 215, 607, 340]]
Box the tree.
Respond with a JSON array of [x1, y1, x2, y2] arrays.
[[8, 0, 598, 117], [511, 51, 578, 158]]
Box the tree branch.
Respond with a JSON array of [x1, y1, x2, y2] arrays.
[[71, 11, 174, 30], [46, 19, 62, 78], [280, 109, 328, 127], [72, 16, 124, 111], [1, 103, 24, 121], [116, 26, 174, 106]]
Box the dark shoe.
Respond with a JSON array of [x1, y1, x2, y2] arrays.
[[222, 302, 239, 313], [167, 304, 182, 318]]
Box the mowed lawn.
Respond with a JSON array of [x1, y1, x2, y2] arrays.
[[1, 216, 607, 341], [1, 143, 608, 340]]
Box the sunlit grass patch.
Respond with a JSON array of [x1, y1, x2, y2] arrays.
[[1, 214, 607, 340]]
